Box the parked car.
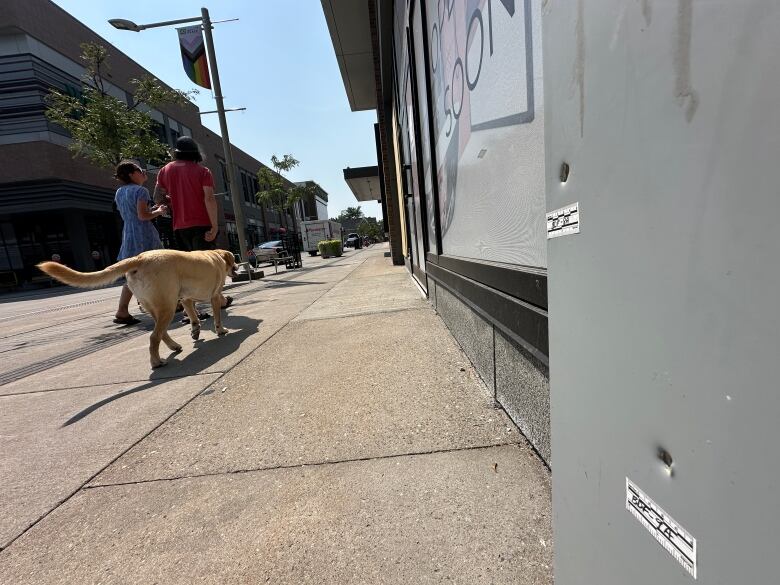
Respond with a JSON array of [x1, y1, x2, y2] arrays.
[[344, 233, 362, 249], [251, 240, 284, 265]]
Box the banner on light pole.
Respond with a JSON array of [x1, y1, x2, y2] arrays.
[[177, 25, 211, 89]]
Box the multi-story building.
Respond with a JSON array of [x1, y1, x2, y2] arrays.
[[0, 0, 305, 282]]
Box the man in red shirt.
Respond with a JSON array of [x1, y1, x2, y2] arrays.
[[155, 137, 219, 249], [154, 136, 232, 316]]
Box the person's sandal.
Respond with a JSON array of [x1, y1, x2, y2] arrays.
[[181, 312, 211, 325], [113, 315, 141, 326], [222, 296, 234, 309]]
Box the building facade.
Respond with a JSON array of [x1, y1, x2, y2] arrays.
[[326, 3, 780, 582], [323, 0, 550, 464], [0, 0, 303, 281]]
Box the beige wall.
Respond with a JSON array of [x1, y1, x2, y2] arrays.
[[390, 107, 407, 255]]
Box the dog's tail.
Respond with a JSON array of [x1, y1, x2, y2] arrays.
[[36, 256, 145, 289]]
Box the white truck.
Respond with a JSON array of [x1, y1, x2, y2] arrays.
[[301, 220, 342, 256]]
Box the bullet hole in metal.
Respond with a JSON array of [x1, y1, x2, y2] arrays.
[[559, 162, 570, 183], [658, 447, 674, 475]]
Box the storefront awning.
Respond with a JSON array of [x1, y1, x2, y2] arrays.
[[344, 166, 381, 202], [320, 0, 376, 111]]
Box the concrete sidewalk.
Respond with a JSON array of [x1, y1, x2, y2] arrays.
[[0, 245, 552, 584]]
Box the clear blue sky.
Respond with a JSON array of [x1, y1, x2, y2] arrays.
[[51, 0, 382, 220]]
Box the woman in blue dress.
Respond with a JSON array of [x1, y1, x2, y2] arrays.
[[113, 160, 168, 325]]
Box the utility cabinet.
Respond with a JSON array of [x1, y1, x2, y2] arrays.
[[545, 1, 780, 582]]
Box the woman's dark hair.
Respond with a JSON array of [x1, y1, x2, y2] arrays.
[[115, 160, 141, 184], [173, 136, 204, 162]]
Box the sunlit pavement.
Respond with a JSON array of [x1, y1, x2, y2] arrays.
[[0, 244, 552, 585]]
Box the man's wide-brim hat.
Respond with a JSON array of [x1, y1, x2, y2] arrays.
[[174, 136, 200, 154]]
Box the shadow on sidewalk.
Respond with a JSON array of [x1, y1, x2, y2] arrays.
[[62, 315, 262, 427], [0, 282, 122, 303], [263, 280, 324, 289]]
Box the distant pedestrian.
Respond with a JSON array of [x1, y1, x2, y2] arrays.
[[154, 137, 232, 321], [113, 160, 167, 325]]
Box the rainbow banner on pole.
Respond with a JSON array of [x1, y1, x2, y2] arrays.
[[177, 25, 211, 89]]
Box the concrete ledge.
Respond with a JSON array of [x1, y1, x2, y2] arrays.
[[230, 269, 264, 282]]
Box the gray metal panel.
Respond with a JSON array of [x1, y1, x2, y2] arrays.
[[545, 1, 780, 583]]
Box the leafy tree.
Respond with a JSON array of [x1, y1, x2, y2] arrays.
[[356, 221, 372, 237], [45, 43, 194, 169], [335, 206, 365, 223], [256, 154, 314, 233], [357, 218, 383, 240]]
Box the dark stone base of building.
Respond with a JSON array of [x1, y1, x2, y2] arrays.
[[429, 278, 551, 466], [0, 179, 123, 283]]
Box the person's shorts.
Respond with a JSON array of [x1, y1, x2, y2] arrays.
[[174, 226, 216, 252]]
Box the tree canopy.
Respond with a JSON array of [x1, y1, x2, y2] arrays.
[[334, 206, 365, 223], [45, 43, 194, 169], [357, 218, 383, 240], [256, 154, 314, 230]]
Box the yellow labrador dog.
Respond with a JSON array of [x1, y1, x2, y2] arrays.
[[37, 249, 237, 368]]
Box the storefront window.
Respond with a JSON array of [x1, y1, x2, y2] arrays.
[[425, 0, 546, 267]]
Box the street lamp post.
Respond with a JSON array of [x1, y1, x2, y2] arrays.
[[198, 8, 249, 259], [110, 7, 249, 260]]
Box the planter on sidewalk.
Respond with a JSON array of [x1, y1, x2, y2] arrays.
[[318, 240, 343, 258]]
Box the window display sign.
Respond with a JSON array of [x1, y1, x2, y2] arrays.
[[427, 0, 547, 267]]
